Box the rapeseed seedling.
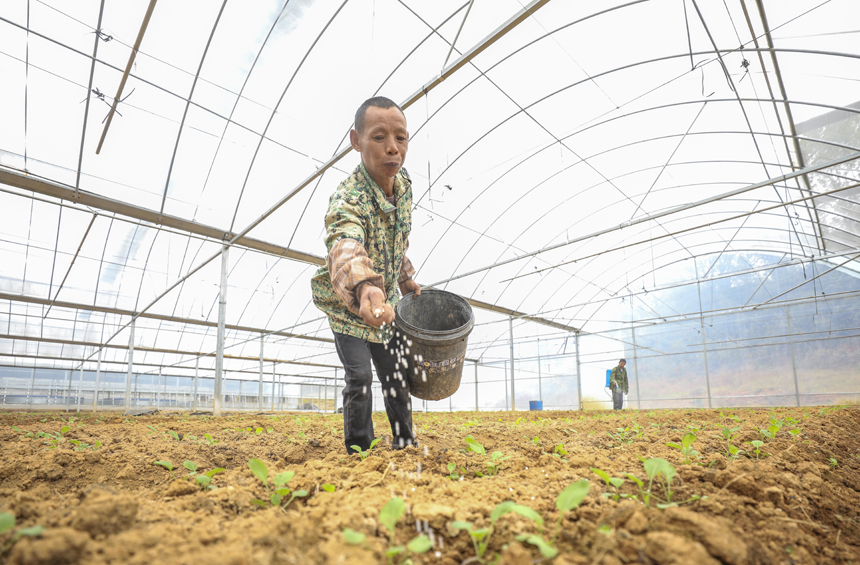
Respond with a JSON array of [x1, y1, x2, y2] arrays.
[[452, 500, 543, 563], [0, 512, 44, 555], [153, 460, 176, 479], [666, 433, 700, 464], [378, 497, 431, 564], [591, 468, 630, 501], [446, 462, 465, 481], [745, 440, 766, 459], [248, 459, 308, 507], [351, 438, 381, 460]]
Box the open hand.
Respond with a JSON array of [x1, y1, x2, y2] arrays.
[[359, 284, 394, 327]]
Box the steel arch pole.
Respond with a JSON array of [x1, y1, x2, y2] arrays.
[[214, 245, 229, 417]]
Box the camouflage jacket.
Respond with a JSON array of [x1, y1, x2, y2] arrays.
[[609, 366, 628, 394], [310, 163, 413, 343]]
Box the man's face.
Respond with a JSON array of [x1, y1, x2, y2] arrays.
[[619, 361, 626, 369], [350, 106, 408, 194]]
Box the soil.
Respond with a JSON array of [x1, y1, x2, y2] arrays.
[[1, 406, 859, 565]]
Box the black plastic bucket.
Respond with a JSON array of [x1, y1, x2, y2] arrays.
[[394, 289, 474, 401]]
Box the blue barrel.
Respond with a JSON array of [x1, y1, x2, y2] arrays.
[[606, 369, 612, 387], [529, 400, 543, 411]]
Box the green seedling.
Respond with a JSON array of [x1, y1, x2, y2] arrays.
[[202, 434, 218, 445], [321, 483, 335, 493], [446, 462, 466, 481], [166, 430, 182, 441], [0, 512, 45, 555], [788, 429, 802, 441], [379, 497, 432, 564], [146, 424, 159, 434], [550, 479, 589, 545], [452, 500, 543, 563], [482, 451, 511, 477], [153, 460, 176, 479], [716, 426, 741, 458], [194, 467, 226, 490], [627, 457, 704, 508], [350, 438, 381, 460], [553, 444, 568, 461], [183, 460, 199, 478], [255, 427, 264, 435], [68, 439, 101, 452], [607, 426, 634, 448], [727, 444, 745, 459], [465, 435, 485, 455], [828, 457, 838, 468], [666, 433, 700, 464], [249, 460, 307, 507], [342, 527, 368, 547], [758, 425, 779, 441], [466, 436, 509, 477], [745, 440, 766, 459], [530, 436, 542, 447], [591, 468, 629, 501]]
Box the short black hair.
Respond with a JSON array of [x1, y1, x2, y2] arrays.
[[354, 96, 404, 133]]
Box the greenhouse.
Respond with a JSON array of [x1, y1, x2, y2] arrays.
[[0, 1, 859, 564]]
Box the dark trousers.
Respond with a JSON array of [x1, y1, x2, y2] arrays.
[[612, 388, 624, 410], [333, 331, 415, 454]]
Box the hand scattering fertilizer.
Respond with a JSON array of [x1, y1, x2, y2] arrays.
[[393, 289, 474, 400]]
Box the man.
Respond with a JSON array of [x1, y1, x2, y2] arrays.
[[609, 358, 628, 410], [311, 96, 422, 454]]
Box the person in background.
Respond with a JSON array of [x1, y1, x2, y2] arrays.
[[609, 358, 628, 410], [310, 96, 422, 454]]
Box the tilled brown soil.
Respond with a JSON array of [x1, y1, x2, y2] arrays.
[[1, 406, 859, 564]]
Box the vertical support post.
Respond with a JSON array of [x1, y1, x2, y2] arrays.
[[27, 367, 36, 408], [696, 282, 713, 408], [193, 357, 199, 411], [125, 319, 135, 412], [259, 333, 264, 413], [272, 364, 276, 412], [575, 332, 582, 411], [66, 369, 73, 412], [214, 244, 229, 417], [537, 336, 542, 404], [631, 327, 641, 410], [474, 360, 479, 412], [156, 367, 161, 409], [238, 379, 242, 411], [92, 348, 101, 413], [786, 306, 801, 407], [324, 378, 328, 414], [509, 316, 515, 411], [333, 368, 338, 413], [76, 360, 84, 412], [504, 360, 509, 409]]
